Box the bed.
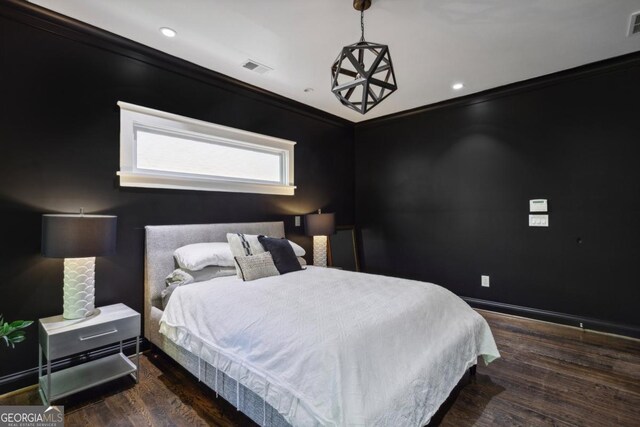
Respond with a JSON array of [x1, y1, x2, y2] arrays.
[[144, 221, 499, 427]]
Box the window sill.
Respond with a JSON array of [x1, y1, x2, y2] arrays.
[[117, 172, 295, 196]]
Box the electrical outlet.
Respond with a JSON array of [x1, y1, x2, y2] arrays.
[[294, 216, 301, 227], [481, 275, 490, 287]]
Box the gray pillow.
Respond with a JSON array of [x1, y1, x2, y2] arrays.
[[234, 252, 280, 281], [165, 265, 237, 286], [162, 266, 236, 309]]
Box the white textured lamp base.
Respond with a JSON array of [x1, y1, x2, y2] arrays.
[[63, 257, 96, 319], [313, 236, 328, 267]]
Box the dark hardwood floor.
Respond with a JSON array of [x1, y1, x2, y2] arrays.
[[1, 310, 639, 426], [439, 311, 640, 427]]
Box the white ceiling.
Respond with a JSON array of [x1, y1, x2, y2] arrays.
[[30, 0, 640, 122]]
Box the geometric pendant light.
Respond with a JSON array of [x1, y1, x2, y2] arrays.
[[331, 0, 398, 114]]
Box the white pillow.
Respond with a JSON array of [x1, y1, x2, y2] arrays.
[[173, 242, 235, 270], [288, 240, 306, 257]]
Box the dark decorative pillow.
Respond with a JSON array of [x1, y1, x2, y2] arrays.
[[258, 235, 303, 274]]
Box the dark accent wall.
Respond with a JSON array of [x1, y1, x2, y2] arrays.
[[1, 0, 639, 395], [355, 57, 640, 334], [0, 3, 353, 382]]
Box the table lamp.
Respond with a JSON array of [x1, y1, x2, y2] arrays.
[[42, 211, 117, 319], [305, 210, 335, 267]]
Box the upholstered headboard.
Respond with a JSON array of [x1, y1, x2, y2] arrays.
[[144, 221, 285, 341]]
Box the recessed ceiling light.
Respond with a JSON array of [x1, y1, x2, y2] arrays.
[[452, 83, 464, 90], [160, 27, 177, 38], [304, 88, 314, 93]]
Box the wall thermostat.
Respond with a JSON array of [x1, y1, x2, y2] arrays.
[[529, 199, 548, 212]]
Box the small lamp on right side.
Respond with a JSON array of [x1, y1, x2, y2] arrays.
[[305, 210, 336, 267]]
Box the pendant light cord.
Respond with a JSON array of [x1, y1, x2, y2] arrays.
[[360, 8, 365, 42]]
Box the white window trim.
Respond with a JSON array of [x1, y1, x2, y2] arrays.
[[117, 101, 296, 196]]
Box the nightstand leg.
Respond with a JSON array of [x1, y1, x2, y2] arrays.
[[135, 336, 140, 383], [38, 344, 45, 406], [38, 344, 42, 381], [46, 352, 51, 405]]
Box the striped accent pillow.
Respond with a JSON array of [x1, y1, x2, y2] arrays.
[[227, 233, 267, 277]]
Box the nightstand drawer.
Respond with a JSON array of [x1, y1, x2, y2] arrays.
[[49, 317, 139, 359]]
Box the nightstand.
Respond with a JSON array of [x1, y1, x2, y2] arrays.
[[38, 303, 140, 406]]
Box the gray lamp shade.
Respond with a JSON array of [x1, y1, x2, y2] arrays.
[[42, 214, 117, 258], [305, 213, 336, 236]]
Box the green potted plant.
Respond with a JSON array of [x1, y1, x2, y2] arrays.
[[0, 315, 33, 348]]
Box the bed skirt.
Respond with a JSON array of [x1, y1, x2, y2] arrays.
[[147, 306, 291, 427]]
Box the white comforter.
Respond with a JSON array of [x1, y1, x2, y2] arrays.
[[160, 266, 499, 427]]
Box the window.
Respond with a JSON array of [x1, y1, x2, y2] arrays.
[[117, 102, 295, 195]]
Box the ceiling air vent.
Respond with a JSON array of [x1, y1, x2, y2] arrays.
[[242, 59, 273, 75], [629, 11, 640, 36]]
